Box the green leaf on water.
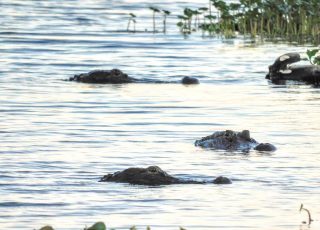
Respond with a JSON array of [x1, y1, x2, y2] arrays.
[[149, 7, 160, 13], [199, 7, 208, 11], [314, 56, 320, 65], [307, 49, 320, 65], [307, 49, 320, 60], [205, 15, 217, 20], [177, 21, 184, 27], [85, 222, 106, 230]]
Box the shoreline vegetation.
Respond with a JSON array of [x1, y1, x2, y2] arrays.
[[126, 0, 320, 44]]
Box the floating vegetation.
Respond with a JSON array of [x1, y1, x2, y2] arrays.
[[37, 222, 187, 230], [84, 222, 107, 230], [306, 49, 320, 65], [299, 204, 313, 225]]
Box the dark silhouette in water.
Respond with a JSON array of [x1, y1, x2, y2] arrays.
[[100, 166, 231, 185], [266, 52, 320, 85], [195, 130, 276, 152], [69, 69, 199, 85]]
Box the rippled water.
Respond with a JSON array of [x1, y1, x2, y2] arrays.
[[1, 1, 320, 229]]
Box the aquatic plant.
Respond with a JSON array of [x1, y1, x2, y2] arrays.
[[198, 6, 209, 25], [132, 19, 136, 32], [177, 8, 200, 34], [120, 0, 320, 43], [149, 6, 160, 33], [306, 49, 320, 65], [127, 13, 136, 32], [173, 0, 320, 43], [84, 222, 107, 230], [197, 7, 208, 34], [37, 222, 188, 230], [208, 0, 214, 23], [299, 204, 313, 225], [184, 8, 194, 31], [162, 10, 171, 33], [177, 15, 190, 34], [192, 9, 201, 29], [211, 0, 235, 38], [242, 0, 320, 42]]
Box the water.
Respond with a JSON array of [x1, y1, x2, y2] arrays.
[[0, 1, 319, 229]]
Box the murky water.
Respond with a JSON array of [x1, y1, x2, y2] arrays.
[[0, 1, 319, 229]]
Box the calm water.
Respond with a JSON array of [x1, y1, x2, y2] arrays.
[[0, 1, 319, 229]]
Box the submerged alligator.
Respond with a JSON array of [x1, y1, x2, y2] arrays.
[[69, 69, 200, 84], [195, 130, 276, 152], [100, 166, 231, 185], [266, 52, 320, 84]]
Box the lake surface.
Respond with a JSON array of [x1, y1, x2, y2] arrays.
[[0, 0, 319, 229]]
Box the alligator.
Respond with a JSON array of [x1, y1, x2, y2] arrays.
[[99, 166, 231, 185], [266, 52, 320, 85], [195, 130, 276, 152], [69, 69, 199, 84]]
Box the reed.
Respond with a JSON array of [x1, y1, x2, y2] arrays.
[[125, 0, 320, 43], [162, 10, 171, 33], [127, 13, 136, 32], [149, 6, 160, 33], [177, 9, 193, 34]]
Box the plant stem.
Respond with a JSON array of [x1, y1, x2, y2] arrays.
[[153, 11, 155, 33], [127, 19, 131, 32]]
